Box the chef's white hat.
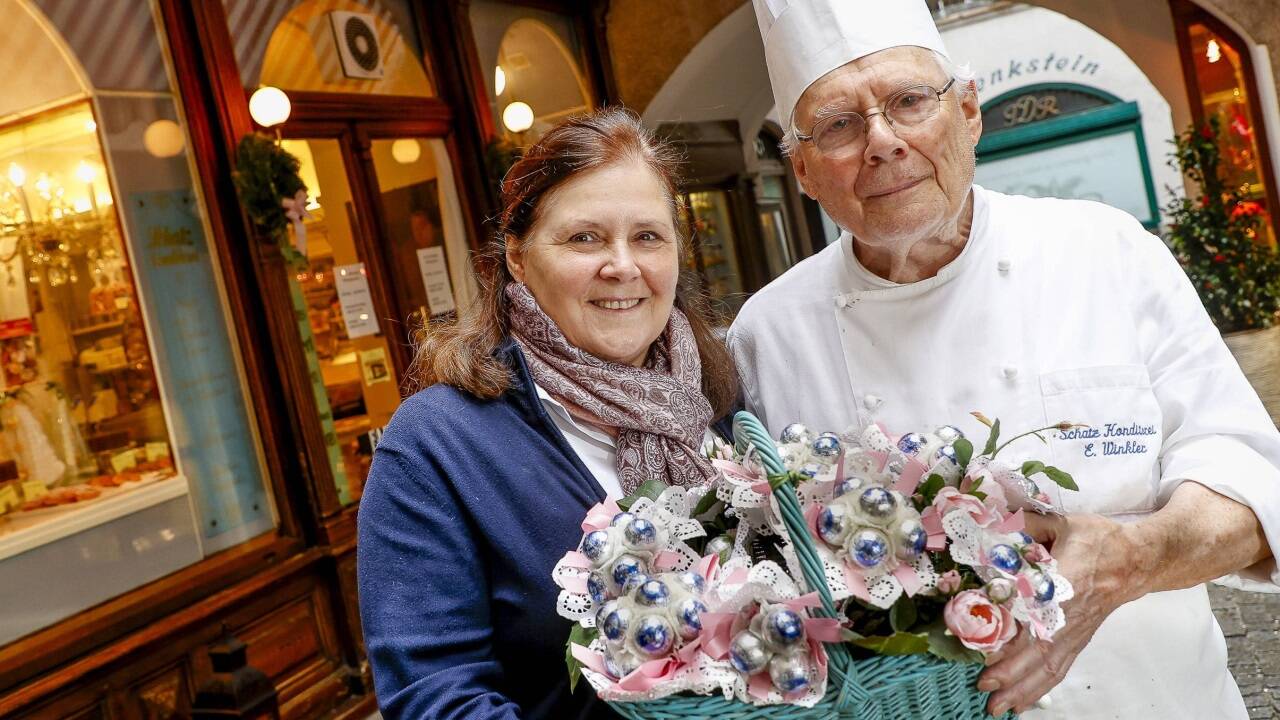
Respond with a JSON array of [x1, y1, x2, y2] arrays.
[[754, 0, 949, 128]]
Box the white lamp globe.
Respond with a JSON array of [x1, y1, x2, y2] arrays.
[[502, 101, 534, 134], [249, 86, 292, 128], [143, 120, 186, 158], [391, 139, 421, 164], [495, 65, 506, 96]]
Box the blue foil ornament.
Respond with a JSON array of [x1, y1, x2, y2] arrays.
[[895, 518, 928, 560], [634, 616, 674, 656], [624, 518, 658, 550], [729, 631, 770, 674], [763, 607, 806, 650], [611, 511, 636, 528], [858, 486, 897, 519], [768, 654, 811, 693], [817, 504, 848, 545], [635, 578, 670, 607], [833, 477, 861, 498], [988, 544, 1023, 573], [896, 432, 926, 456], [677, 598, 707, 638], [850, 528, 890, 568], [780, 423, 812, 444], [674, 570, 706, 595], [811, 433, 841, 460], [935, 425, 965, 443], [580, 530, 612, 563], [611, 555, 645, 588], [601, 605, 631, 644], [934, 445, 959, 466], [621, 572, 651, 594], [587, 571, 609, 604], [1032, 572, 1056, 604]]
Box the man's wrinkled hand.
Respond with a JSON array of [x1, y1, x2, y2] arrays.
[[978, 513, 1145, 716]]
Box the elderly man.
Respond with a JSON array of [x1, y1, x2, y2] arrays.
[[730, 1, 1280, 717]]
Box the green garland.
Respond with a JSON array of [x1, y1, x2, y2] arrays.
[[231, 133, 307, 243], [1164, 117, 1280, 332]]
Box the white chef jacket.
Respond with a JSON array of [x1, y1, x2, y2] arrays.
[[727, 185, 1280, 719]]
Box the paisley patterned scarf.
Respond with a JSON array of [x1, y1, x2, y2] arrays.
[[505, 282, 716, 494]]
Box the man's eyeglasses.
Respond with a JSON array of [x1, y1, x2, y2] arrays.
[[795, 78, 957, 158]]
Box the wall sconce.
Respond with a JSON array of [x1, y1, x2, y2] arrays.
[[1206, 38, 1222, 64], [249, 86, 292, 128], [391, 139, 421, 164], [502, 101, 534, 134], [495, 65, 507, 96]]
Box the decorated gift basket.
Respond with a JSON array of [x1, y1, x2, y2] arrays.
[[553, 411, 1083, 719]]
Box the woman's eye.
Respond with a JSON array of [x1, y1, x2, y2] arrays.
[[636, 231, 663, 244], [569, 232, 597, 244]]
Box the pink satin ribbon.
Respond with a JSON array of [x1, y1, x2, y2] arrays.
[[997, 508, 1026, 534], [920, 507, 948, 551], [582, 499, 624, 532]]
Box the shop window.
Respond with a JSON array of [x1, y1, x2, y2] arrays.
[[679, 190, 745, 315], [1182, 21, 1275, 241], [223, 0, 434, 97], [469, 1, 593, 144], [0, 0, 274, 645]]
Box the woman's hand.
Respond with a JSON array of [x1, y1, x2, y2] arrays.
[[978, 513, 1144, 717]]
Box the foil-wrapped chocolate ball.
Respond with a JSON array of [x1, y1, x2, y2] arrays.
[[762, 606, 807, 650], [768, 653, 812, 693], [817, 503, 849, 545], [811, 433, 841, 460], [895, 518, 928, 560], [604, 647, 641, 678], [611, 555, 645, 589], [729, 631, 771, 674], [897, 432, 926, 457], [934, 445, 959, 466], [624, 517, 659, 551], [935, 425, 965, 443], [621, 572, 651, 594], [581, 529, 613, 564], [635, 578, 671, 607], [780, 423, 813, 445], [674, 570, 706, 595], [988, 544, 1024, 573], [850, 528, 890, 569], [611, 511, 636, 528], [985, 577, 1016, 604], [706, 534, 734, 561], [1031, 571, 1056, 604], [858, 486, 897, 518], [600, 603, 631, 644], [833, 477, 862, 498], [777, 443, 806, 469], [677, 598, 707, 639], [587, 571, 609, 604], [633, 615, 675, 657]]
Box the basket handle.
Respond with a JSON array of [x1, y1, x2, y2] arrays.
[[733, 411, 869, 707]]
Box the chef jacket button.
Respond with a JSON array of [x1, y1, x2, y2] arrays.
[[835, 295, 848, 308], [864, 394, 882, 410], [1001, 365, 1018, 379], [997, 259, 1012, 274]]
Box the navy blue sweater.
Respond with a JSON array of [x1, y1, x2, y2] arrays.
[[358, 341, 733, 719]]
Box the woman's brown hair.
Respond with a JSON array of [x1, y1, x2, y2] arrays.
[[408, 106, 738, 417]]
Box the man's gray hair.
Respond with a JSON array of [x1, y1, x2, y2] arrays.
[[778, 50, 976, 157]]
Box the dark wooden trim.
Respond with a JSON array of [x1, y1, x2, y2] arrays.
[[585, 0, 620, 105], [278, 91, 454, 125], [1170, 0, 1280, 234], [0, 534, 305, 702]]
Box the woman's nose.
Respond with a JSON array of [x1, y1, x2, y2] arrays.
[[600, 240, 642, 281]]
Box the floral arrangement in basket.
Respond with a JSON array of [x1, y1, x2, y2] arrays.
[[552, 412, 1081, 717]]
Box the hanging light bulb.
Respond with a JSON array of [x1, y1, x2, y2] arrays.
[[1207, 38, 1222, 64], [249, 86, 292, 128], [7, 163, 25, 187]]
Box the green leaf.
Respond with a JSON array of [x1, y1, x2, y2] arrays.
[[850, 631, 930, 656], [889, 596, 918, 633], [566, 624, 598, 692], [617, 479, 668, 510], [982, 418, 1001, 457], [1043, 466, 1079, 491], [919, 474, 946, 504], [692, 489, 721, 517], [953, 438, 974, 468], [970, 490, 988, 501], [1020, 460, 1046, 477], [924, 621, 984, 665]]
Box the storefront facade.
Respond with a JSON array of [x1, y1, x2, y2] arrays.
[[3, 1, 1277, 718]]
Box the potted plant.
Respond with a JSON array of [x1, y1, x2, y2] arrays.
[[1164, 117, 1280, 424]]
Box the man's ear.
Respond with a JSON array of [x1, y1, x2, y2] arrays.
[[961, 80, 983, 147], [792, 151, 815, 199], [505, 237, 526, 283]]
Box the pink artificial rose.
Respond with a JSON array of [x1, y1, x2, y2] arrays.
[[937, 570, 963, 594], [1023, 542, 1053, 564], [944, 590, 1018, 653], [960, 470, 1009, 511], [932, 487, 1004, 528]]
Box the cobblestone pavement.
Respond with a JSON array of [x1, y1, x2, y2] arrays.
[[1210, 584, 1280, 718]]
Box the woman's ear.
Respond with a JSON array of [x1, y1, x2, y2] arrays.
[[505, 236, 526, 283]]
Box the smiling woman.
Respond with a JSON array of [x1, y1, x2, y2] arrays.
[[357, 107, 738, 720]]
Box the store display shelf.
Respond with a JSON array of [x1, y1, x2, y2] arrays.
[[0, 474, 189, 561], [70, 320, 125, 337]]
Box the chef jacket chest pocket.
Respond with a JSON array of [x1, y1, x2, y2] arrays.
[[1039, 365, 1162, 514]]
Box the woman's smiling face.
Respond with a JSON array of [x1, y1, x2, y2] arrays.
[[507, 157, 681, 367]]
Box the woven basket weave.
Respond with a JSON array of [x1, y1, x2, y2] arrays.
[[606, 411, 1013, 720]]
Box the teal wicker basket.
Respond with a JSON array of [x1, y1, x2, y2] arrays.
[[606, 411, 1012, 720]]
